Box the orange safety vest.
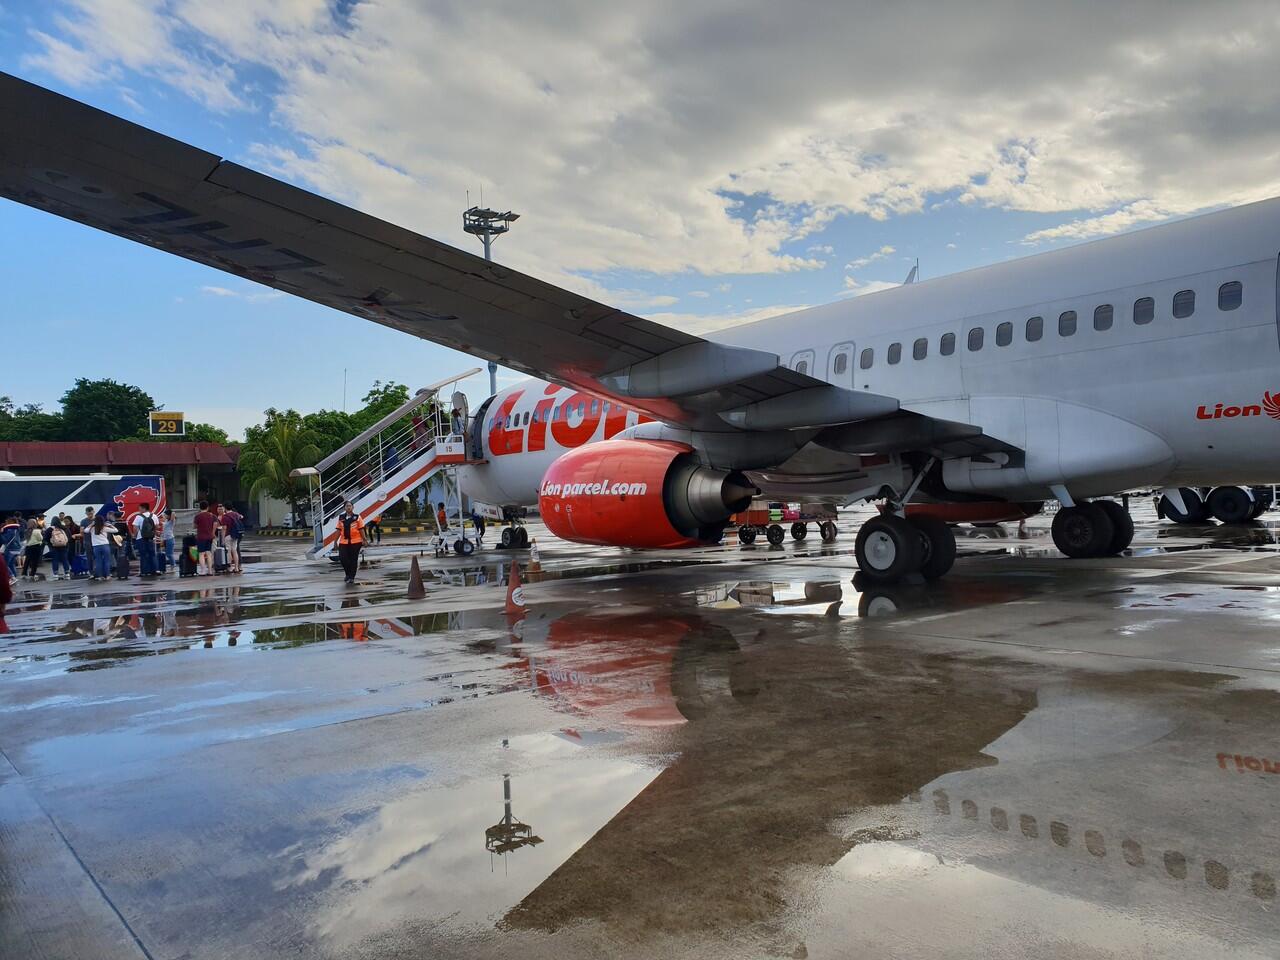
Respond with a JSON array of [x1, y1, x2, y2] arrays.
[[334, 513, 365, 545]]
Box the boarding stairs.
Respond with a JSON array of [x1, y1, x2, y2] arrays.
[[293, 369, 483, 559]]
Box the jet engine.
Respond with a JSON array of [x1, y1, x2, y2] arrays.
[[538, 439, 758, 548]]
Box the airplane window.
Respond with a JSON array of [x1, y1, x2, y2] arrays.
[[940, 332, 956, 356], [1093, 304, 1113, 331], [888, 343, 902, 365], [860, 348, 874, 369], [505, 416, 512, 428], [1026, 316, 1043, 341], [967, 327, 984, 352], [796, 360, 809, 375], [833, 352, 848, 375], [1133, 296, 1154, 325], [522, 412, 529, 426], [590, 399, 599, 415], [577, 402, 585, 417], [913, 338, 927, 360], [1218, 281, 1242, 311], [996, 322, 1012, 346], [1173, 289, 1195, 318], [1058, 310, 1077, 337]]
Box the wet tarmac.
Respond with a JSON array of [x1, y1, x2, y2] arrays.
[[3, 504, 1280, 959]]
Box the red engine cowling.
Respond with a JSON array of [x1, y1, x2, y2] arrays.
[[539, 439, 757, 548]]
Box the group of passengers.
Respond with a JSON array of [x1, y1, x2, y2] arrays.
[[1, 501, 245, 583]]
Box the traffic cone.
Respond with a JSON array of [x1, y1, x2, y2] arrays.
[[505, 560, 526, 619], [407, 556, 426, 600]]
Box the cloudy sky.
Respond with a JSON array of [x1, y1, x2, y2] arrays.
[[3, 0, 1279, 438]]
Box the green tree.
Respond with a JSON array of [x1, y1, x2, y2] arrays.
[[60, 378, 155, 441], [237, 412, 321, 525], [0, 398, 66, 441]]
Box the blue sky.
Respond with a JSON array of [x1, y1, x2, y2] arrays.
[[3, 1, 1278, 439]]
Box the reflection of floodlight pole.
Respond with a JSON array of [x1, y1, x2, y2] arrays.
[[485, 737, 542, 866], [464, 205, 520, 397]]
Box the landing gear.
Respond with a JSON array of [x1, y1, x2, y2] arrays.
[[765, 523, 786, 546], [854, 514, 922, 583], [819, 520, 838, 543], [499, 525, 530, 548], [1159, 487, 1209, 524], [1207, 485, 1254, 524], [1094, 499, 1135, 554], [737, 525, 758, 545], [1052, 502, 1121, 558], [791, 522, 808, 541], [1249, 496, 1269, 520], [908, 515, 957, 580], [453, 538, 475, 556]]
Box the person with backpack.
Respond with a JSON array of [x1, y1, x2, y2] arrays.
[[216, 505, 243, 574], [46, 516, 71, 580], [333, 501, 364, 584], [192, 502, 217, 576], [22, 518, 44, 580], [131, 502, 159, 578]]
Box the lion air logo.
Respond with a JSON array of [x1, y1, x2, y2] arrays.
[[1197, 391, 1280, 421], [112, 483, 165, 523]]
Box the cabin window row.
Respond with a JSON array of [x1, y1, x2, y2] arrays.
[[856, 281, 1242, 368]]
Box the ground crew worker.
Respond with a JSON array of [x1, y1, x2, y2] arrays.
[[334, 501, 365, 584]]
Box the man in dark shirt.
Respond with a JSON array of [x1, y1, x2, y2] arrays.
[[193, 501, 218, 576]]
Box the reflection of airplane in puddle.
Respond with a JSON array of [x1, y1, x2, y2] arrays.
[[496, 613, 1280, 950], [697, 577, 1034, 619]]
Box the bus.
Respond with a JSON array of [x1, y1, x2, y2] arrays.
[[0, 472, 167, 523]]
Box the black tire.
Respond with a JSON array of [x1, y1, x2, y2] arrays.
[[500, 527, 515, 548], [908, 515, 956, 579], [459, 538, 475, 556], [452, 539, 464, 554], [1249, 496, 1269, 520], [1207, 486, 1254, 524], [766, 524, 786, 546], [855, 514, 923, 582], [1094, 500, 1134, 554], [791, 522, 808, 541], [738, 526, 757, 545], [1051, 503, 1115, 558], [819, 521, 838, 543], [516, 526, 530, 548], [1159, 487, 1208, 524]]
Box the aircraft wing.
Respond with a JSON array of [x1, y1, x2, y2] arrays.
[[0, 72, 902, 434]]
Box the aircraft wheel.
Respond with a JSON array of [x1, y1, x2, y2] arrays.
[[1159, 487, 1209, 524], [1249, 496, 1269, 520], [791, 522, 808, 541], [738, 525, 757, 545], [766, 524, 786, 546], [500, 527, 515, 548], [1207, 485, 1254, 524], [1051, 503, 1115, 558], [855, 514, 922, 583], [1094, 500, 1134, 554], [516, 526, 530, 548], [908, 515, 956, 579], [458, 538, 475, 556], [819, 520, 838, 543]]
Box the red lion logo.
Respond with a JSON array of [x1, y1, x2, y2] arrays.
[[113, 483, 165, 523], [1265, 390, 1280, 421]]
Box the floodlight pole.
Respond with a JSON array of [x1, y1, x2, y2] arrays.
[[464, 205, 520, 396]]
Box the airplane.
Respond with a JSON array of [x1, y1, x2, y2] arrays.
[[3, 71, 1279, 584]]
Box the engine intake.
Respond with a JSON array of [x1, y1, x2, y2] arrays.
[[539, 439, 757, 548]]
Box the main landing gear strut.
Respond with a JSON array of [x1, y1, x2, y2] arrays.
[[853, 458, 958, 585]]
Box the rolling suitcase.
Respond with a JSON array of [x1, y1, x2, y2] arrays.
[[180, 535, 198, 577], [71, 553, 89, 578], [213, 536, 230, 574]]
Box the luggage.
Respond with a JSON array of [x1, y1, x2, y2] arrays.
[[180, 534, 198, 577], [71, 553, 89, 578], [213, 536, 230, 573], [115, 550, 130, 579]]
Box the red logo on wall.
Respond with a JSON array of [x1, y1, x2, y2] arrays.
[[1265, 390, 1280, 420]]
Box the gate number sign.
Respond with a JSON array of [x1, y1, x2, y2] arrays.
[[149, 411, 185, 436]]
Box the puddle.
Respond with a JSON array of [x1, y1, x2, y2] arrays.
[[694, 577, 1037, 620]]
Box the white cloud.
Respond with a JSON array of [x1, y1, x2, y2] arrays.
[[841, 277, 900, 298], [20, 0, 1280, 299], [650, 303, 808, 336], [845, 244, 896, 271], [688, 290, 710, 298], [945, 242, 956, 249], [200, 284, 284, 303]]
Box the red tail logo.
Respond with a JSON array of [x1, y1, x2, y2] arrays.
[[1265, 390, 1280, 420]]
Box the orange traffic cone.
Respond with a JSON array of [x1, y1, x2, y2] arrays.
[[505, 560, 527, 619], [407, 555, 426, 600]]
